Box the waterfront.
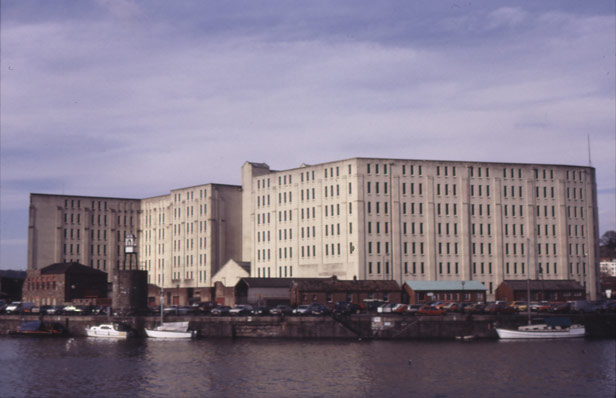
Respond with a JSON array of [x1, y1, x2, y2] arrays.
[[0, 337, 614, 398]]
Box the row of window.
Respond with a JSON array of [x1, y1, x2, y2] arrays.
[[255, 266, 294, 278], [173, 189, 207, 203]]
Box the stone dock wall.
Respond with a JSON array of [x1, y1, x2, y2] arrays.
[[1, 313, 614, 339]]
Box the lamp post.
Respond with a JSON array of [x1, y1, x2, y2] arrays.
[[388, 162, 395, 282], [461, 280, 465, 303]]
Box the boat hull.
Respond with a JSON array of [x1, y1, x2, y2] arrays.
[[85, 324, 129, 338], [145, 329, 194, 339], [496, 326, 585, 339]]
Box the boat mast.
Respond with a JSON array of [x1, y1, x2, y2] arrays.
[[526, 238, 531, 325], [160, 287, 164, 325]]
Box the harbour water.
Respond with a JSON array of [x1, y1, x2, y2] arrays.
[[1, 337, 614, 398]]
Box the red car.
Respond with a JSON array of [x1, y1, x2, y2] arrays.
[[417, 305, 446, 316]]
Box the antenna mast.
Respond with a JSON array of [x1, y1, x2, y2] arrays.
[[587, 134, 592, 167]]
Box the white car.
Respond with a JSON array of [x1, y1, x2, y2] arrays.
[[293, 305, 311, 315], [229, 304, 253, 315]]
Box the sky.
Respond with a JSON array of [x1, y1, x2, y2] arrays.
[[1, 0, 615, 270]]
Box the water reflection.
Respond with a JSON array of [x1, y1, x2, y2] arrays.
[[0, 337, 613, 398]]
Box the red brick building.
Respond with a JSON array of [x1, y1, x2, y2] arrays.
[[290, 276, 401, 307], [495, 279, 585, 302], [23, 262, 108, 306], [402, 280, 487, 304]]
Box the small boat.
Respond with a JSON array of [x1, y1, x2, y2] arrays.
[[85, 323, 131, 338], [496, 317, 585, 339], [145, 321, 195, 339], [455, 335, 475, 341], [11, 320, 66, 336]]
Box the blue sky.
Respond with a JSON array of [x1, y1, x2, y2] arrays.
[[1, 0, 615, 269]]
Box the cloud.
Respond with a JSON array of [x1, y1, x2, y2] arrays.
[[95, 0, 140, 19], [485, 7, 527, 30], [1, 1, 615, 268]]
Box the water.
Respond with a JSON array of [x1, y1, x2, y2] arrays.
[[0, 337, 614, 398]]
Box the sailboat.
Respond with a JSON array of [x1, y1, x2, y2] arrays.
[[145, 291, 196, 339], [495, 251, 585, 339], [145, 321, 195, 339], [496, 317, 585, 339]]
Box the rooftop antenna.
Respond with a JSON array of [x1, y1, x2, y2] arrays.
[[587, 134, 592, 167]]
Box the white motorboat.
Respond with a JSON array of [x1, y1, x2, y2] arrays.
[[85, 323, 130, 338], [496, 318, 585, 339], [145, 321, 195, 339]]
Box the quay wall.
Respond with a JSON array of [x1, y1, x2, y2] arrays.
[[0, 313, 614, 339]]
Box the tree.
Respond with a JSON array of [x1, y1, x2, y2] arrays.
[[599, 231, 616, 259]]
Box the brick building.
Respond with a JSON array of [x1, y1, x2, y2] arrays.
[[402, 280, 487, 304], [290, 276, 401, 307], [495, 279, 585, 302], [23, 262, 108, 306]]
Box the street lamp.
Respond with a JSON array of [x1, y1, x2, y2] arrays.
[[461, 280, 465, 302]]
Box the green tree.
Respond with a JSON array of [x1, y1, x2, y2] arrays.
[[599, 230, 616, 259]]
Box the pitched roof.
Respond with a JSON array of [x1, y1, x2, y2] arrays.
[[404, 280, 486, 291], [40, 262, 107, 276], [236, 261, 251, 273], [292, 277, 400, 292], [500, 279, 584, 291], [0, 270, 26, 279], [238, 277, 319, 289]]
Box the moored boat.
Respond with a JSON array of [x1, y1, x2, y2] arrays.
[[496, 317, 585, 339], [85, 323, 131, 338], [145, 321, 195, 339], [11, 320, 66, 336]]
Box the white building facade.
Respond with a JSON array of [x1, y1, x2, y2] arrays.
[[242, 158, 600, 300], [27, 157, 601, 300]]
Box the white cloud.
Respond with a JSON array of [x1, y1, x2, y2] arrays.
[[95, 0, 140, 19], [486, 7, 527, 30], [1, 1, 615, 267]]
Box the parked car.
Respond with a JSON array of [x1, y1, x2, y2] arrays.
[[392, 304, 408, 313], [163, 306, 195, 315], [197, 302, 216, 314], [5, 302, 35, 314], [443, 302, 461, 312], [463, 302, 486, 314], [458, 302, 475, 313], [252, 306, 270, 315], [362, 299, 387, 313], [548, 302, 570, 313], [406, 304, 423, 314], [293, 305, 312, 315], [270, 305, 293, 316], [45, 305, 64, 315], [430, 301, 446, 310], [210, 305, 231, 316], [510, 301, 529, 312], [417, 305, 445, 316], [334, 301, 362, 315], [63, 305, 91, 315], [484, 302, 517, 314], [535, 302, 552, 313], [310, 303, 330, 315], [229, 304, 254, 316], [377, 303, 397, 313]]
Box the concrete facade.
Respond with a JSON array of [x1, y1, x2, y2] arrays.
[[139, 184, 243, 292], [27, 157, 601, 300], [600, 260, 616, 277], [242, 159, 600, 300], [27, 194, 141, 282]]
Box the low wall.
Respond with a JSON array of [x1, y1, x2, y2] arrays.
[[1, 313, 614, 339]]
